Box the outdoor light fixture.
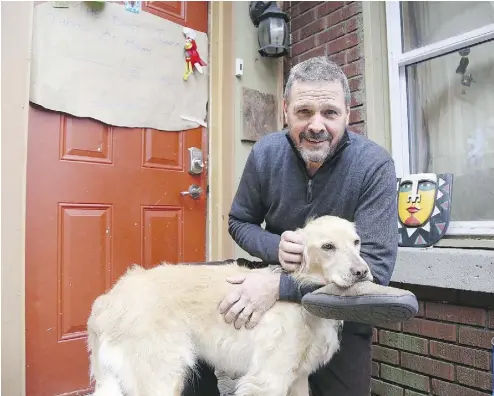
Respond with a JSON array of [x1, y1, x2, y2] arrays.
[[249, 1, 289, 58]]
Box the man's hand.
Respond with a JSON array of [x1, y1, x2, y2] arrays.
[[218, 272, 280, 330], [278, 230, 305, 272]]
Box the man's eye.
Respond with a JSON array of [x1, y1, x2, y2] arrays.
[[298, 109, 310, 114], [324, 110, 337, 116]]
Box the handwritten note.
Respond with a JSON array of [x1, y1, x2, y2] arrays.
[[30, 1, 208, 131]]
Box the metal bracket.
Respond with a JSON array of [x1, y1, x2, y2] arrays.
[[188, 147, 204, 175]]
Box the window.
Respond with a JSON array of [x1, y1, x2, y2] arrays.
[[386, 1, 494, 236]]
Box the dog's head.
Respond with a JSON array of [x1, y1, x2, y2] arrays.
[[295, 215, 373, 288]]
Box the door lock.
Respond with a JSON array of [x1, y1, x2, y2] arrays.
[[188, 147, 204, 175], [180, 184, 203, 199]]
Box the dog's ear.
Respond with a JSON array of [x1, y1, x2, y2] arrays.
[[297, 230, 310, 273], [299, 244, 310, 273]]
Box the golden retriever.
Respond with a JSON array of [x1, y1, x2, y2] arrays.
[[87, 215, 372, 396]]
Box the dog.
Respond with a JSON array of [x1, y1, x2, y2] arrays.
[[87, 215, 372, 396]]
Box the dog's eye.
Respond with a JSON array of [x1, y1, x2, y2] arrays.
[[354, 239, 360, 246], [322, 243, 335, 251]]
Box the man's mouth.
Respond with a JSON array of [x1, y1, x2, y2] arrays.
[[407, 206, 419, 214], [304, 137, 326, 144]]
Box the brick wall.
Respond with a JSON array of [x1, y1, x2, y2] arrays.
[[372, 284, 494, 396], [282, 1, 366, 135]]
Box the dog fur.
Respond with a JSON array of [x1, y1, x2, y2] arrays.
[[87, 215, 372, 396]]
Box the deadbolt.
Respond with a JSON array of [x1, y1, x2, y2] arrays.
[[188, 147, 204, 175], [180, 184, 203, 199]]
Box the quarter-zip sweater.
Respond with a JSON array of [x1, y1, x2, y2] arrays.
[[228, 129, 399, 304]]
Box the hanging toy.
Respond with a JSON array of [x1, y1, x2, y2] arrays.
[[183, 27, 207, 81]]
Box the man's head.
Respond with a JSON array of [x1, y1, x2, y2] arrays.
[[283, 57, 351, 165]]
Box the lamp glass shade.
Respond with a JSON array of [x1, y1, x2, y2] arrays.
[[258, 16, 289, 57]]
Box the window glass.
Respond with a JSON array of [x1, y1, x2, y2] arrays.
[[401, 1, 494, 52], [406, 39, 494, 221]]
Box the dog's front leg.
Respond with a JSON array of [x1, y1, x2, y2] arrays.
[[287, 375, 309, 396]]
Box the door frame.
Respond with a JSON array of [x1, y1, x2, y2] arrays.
[[2, 1, 236, 394]]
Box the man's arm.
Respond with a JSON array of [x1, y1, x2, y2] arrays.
[[228, 148, 280, 263], [355, 159, 399, 286]]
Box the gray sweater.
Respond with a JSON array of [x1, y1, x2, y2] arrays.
[[228, 129, 398, 304]]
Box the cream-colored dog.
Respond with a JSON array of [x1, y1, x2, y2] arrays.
[[87, 215, 372, 396]]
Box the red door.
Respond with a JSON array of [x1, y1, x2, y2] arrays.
[[25, 2, 209, 395]]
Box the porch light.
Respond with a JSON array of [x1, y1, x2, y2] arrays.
[[249, 1, 289, 58]]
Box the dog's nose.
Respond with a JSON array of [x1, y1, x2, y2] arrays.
[[350, 266, 369, 279]]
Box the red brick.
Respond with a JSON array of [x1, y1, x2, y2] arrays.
[[456, 366, 493, 391], [288, 2, 301, 18], [488, 310, 494, 329], [431, 379, 490, 396], [349, 106, 364, 124], [297, 1, 319, 16], [348, 76, 363, 92], [298, 45, 326, 63], [317, 22, 346, 44], [379, 331, 428, 355], [328, 9, 344, 26], [372, 345, 400, 365], [345, 44, 362, 63], [430, 340, 491, 370], [328, 52, 345, 66], [405, 391, 429, 396], [346, 15, 358, 33], [381, 364, 430, 392], [327, 32, 359, 54], [401, 352, 455, 381], [349, 121, 365, 135], [458, 326, 494, 349], [342, 59, 363, 78], [371, 379, 404, 396], [376, 321, 402, 331], [350, 90, 363, 107], [372, 361, 380, 377], [291, 36, 315, 57], [291, 9, 316, 32], [416, 301, 425, 317], [426, 302, 486, 326], [402, 318, 457, 342], [299, 19, 325, 40], [316, 1, 344, 18], [340, 2, 361, 20]]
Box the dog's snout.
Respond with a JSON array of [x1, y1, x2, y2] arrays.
[[350, 264, 369, 279]]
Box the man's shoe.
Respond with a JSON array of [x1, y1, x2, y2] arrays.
[[301, 281, 419, 325]]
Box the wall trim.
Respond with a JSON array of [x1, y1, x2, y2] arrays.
[[362, 1, 391, 152], [207, 1, 236, 261], [1, 2, 34, 395]]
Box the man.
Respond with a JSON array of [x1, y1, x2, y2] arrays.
[[182, 57, 398, 395]]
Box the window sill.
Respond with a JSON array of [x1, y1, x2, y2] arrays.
[[391, 246, 494, 293]]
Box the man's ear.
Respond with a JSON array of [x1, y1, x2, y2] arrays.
[[345, 106, 350, 126], [283, 99, 288, 124]]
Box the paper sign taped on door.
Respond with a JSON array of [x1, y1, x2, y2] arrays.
[[30, 1, 208, 131]]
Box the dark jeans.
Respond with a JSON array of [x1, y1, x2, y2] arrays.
[[181, 324, 373, 396]]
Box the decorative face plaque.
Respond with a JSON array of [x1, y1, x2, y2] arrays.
[[397, 173, 454, 247]]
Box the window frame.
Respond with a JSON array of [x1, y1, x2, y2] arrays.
[[385, 1, 494, 236]]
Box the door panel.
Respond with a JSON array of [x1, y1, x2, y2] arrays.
[[25, 3, 209, 395]]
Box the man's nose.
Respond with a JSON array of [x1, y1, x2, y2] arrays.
[[308, 114, 325, 133]]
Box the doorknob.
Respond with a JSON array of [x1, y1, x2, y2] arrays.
[[180, 184, 203, 199]]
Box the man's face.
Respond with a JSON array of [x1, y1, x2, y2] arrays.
[[284, 80, 349, 164]]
